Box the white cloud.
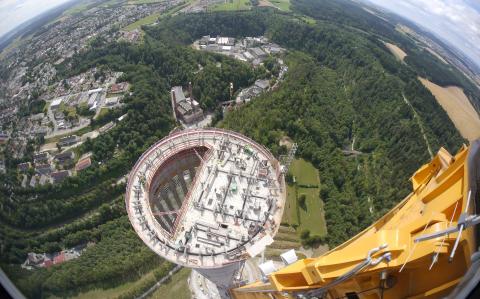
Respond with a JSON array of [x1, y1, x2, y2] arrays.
[[0, 0, 72, 37], [366, 0, 480, 66]]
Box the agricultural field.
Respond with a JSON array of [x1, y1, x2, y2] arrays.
[[419, 77, 480, 141], [63, 3, 93, 16], [384, 42, 407, 61]]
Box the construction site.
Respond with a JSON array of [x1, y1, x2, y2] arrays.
[[125, 128, 286, 295], [126, 128, 480, 299]]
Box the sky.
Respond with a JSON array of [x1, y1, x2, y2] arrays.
[[0, 0, 72, 38], [1, 0, 479, 66], [366, 0, 480, 66]]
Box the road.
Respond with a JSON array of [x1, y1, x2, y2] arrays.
[[40, 129, 100, 153], [45, 105, 91, 139], [0, 267, 26, 299]]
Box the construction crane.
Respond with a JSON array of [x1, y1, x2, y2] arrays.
[[231, 140, 480, 299]]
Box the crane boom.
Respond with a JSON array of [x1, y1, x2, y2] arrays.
[[231, 140, 480, 299]]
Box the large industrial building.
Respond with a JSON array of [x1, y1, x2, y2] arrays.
[[125, 128, 286, 296], [171, 85, 204, 124]]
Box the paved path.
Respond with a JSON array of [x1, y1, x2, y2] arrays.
[[0, 267, 26, 299], [135, 265, 182, 299]]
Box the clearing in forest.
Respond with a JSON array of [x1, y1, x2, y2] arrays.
[[211, 0, 251, 11], [123, 12, 162, 31], [384, 42, 407, 61], [258, 0, 275, 7], [419, 77, 480, 141], [269, 0, 290, 11], [282, 159, 327, 237]]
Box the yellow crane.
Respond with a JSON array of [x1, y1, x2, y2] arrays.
[[231, 140, 480, 299]]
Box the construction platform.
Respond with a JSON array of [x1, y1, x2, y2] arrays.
[[125, 128, 286, 268]]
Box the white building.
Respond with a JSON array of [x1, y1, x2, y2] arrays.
[[50, 98, 63, 110]]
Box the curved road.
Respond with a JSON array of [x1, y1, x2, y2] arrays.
[[0, 268, 26, 299]]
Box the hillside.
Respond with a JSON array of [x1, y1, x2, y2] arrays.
[[0, 1, 473, 298]]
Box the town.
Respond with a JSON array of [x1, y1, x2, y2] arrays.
[[192, 35, 288, 117], [0, 1, 192, 184], [1, 33, 288, 189]]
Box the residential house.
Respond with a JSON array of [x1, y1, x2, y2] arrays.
[[58, 135, 79, 147], [51, 170, 71, 184], [55, 151, 75, 166], [17, 162, 31, 172], [75, 157, 92, 172]]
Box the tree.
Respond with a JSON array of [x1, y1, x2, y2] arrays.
[[285, 173, 294, 184], [300, 229, 310, 240], [298, 194, 307, 210]]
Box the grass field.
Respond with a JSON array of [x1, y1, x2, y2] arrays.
[[281, 159, 327, 237], [289, 159, 319, 185], [297, 187, 326, 236], [63, 1, 96, 16], [123, 1, 191, 31], [301, 15, 316, 25], [269, 0, 290, 11], [149, 268, 192, 299], [44, 125, 93, 144], [282, 184, 299, 226], [212, 0, 251, 11], [266, 226, 302, 260], [123, 12, 162, 31], [97, 108, 110, 119], [65, 269, 157, 299]]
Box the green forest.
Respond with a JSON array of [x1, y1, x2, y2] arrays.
[[0, 0, 473, 297]]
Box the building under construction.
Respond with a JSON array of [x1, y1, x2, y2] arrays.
[[125, 128, 286, 296]]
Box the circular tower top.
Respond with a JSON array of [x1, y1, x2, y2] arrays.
[[125, 128, 286, 268]]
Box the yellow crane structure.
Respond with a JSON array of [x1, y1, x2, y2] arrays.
[[231, 140, 480, 299]]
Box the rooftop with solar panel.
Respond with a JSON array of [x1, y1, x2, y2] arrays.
[[125, 128, 286, 268]]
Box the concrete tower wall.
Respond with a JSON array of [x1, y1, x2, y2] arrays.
[[126, 128, 286, 293], [197, 261, 244, 298]]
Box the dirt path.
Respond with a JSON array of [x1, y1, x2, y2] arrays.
[[402, 93, 434, 158], [419, 77, 480, 141]]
